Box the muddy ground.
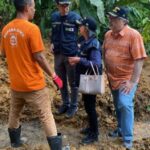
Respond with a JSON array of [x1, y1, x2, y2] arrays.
[[0, 42, 150, 150]]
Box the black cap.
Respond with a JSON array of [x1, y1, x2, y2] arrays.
[[56, 0, 71, 5], [108, 6, 128, 21], [80, 17, 97, 32]]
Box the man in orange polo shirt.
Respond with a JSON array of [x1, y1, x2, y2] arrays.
[[0, 0, 63, 149], [103, 7, 147, 149]]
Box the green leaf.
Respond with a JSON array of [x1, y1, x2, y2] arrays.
[[38, 0, 42, 5], [147, 106, 150, 112], [79, 0, 103, 35], [79, 0, 93, 17], [89, 0, 106, 24], [115, 0, 138, 5], [142, 20, 150, 43]]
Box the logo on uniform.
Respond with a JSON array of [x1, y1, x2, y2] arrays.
[[10, 35, 17, 46], [65, 27, 74, 32]]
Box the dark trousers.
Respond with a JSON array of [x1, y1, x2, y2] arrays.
[[82, 94, 98, 134], [54, 53, 78, 107]]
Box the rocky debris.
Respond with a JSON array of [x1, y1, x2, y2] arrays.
[[0, 121, 150, 150], [0, 48, 150, 126], [0, 43, 150, 150]]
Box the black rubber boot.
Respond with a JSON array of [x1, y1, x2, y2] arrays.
[[66, 87, 78, 118], [108, 128, 122, 138], [66, 106, 78, 118], [8, 126, 23, 148], [57, 105, 69, 115], [81, 131, 98, 144], [80, 127, 91, 135], [47, 133, 62, 150]]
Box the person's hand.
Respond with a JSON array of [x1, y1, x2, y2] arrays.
[[50, 43, 54, 54], [119, 80, 135, 94], [52, 74, 63, 89], [68, 57, 80, 66]]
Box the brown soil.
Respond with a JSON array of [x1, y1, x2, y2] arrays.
[[0, 41, 150, 150]]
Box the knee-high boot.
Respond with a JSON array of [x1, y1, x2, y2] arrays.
[[8, 126, 23, 148], [47, 133, 62, 150]]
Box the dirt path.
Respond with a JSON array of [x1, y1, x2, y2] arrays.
[[0, 121, 150, 150], [143, 58, 150, 83], [0, 48, 150, 150]]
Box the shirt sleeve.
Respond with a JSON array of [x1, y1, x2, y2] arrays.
[[28, 25, 45, 53], [130, 31, 147, 60], [79, 48, 102, 68]]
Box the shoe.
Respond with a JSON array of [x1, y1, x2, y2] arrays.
[[108, 129, 122, 138], [66, 106, 78, 118], [123, 140, 132, 149], [81, 132, 98, 144], [57, 105, 69, 115], [80, 127, 91, 135]]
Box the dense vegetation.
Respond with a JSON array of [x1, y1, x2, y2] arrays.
[[1, 0, 150, 54]]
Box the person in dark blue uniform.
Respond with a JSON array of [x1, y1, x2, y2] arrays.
[[69, 17, 102, 144], [50, 0, 81, 118]]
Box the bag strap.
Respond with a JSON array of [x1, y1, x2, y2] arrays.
[[85, 61, 100, 75], [85, 68, 90, 75], [90, 61, 99, 75]]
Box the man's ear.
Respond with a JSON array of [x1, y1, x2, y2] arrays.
[[24, 5, 29, 13]]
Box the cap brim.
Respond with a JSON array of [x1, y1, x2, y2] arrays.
[[59, 2, 71, 4], [107, 12, 129, 22], [76, 20, 82, 25], [107, 12, 118, 17]]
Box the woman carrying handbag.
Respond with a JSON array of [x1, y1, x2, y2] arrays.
[[68, 17, 102, 144]]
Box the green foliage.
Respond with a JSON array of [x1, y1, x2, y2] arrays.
[[1, 0, 150, 54], [125, 3, 150, 55], [83, 0, 105, 24], [35, 0, 54, 38], [77, 0, 106, 38], [0, 0, 15, 24]]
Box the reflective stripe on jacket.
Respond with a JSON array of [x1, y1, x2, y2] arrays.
[[51, 11, 81, 56]]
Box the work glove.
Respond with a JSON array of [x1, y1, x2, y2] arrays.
[[52, 74, 63, 89]]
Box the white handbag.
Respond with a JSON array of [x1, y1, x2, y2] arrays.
[[79, 62, 105, 94]]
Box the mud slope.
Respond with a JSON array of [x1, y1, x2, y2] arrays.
[[0, 42, 150, 150]]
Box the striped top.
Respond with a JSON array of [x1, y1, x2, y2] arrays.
[[103, 25, 147, 90]]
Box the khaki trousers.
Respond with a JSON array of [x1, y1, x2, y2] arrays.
[[8, 87, 57, 136]]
